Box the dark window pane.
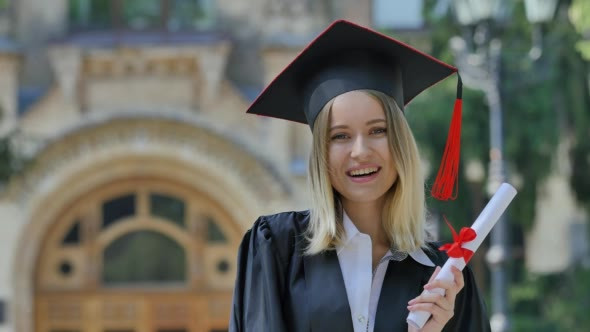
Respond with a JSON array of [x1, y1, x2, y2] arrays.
[[62, 220, 81, 245], [68, 0, 112, 30], [102, 194, 136, 229], [103, 231, 186, 284], [207, 217, 227, 243], [123, 0, 162, 30], [150, 193, 185, 228], [168, 0, 216, 31]]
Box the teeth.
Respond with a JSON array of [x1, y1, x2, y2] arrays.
[[349, 167, 378, 176]]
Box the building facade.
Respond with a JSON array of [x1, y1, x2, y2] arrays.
[[0, 1, 586, 332], [0, 1, 371, 331]]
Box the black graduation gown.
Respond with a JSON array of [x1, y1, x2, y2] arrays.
[[229, 210, 491, 332]]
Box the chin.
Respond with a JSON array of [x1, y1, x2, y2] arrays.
[[340, 190, 389, 204]]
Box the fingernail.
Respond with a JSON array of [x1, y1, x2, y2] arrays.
[[424, 284, 431, 290], [408, 299, 415, 305]]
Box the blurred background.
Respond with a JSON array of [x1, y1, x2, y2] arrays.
[[0, 0, 588, 331]]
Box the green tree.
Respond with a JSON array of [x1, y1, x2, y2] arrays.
[[394, 1, 590, 330], [0, 105, 16, 183], [570, 0, 590, 59], [409, 0, 590, 230], [403, 0, 590, 229], [567, 0, 590, 211]]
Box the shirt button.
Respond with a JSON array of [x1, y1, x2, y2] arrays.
[[358, 314, 366, 324]]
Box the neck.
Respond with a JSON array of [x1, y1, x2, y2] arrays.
[[341, 196, 389, 247]]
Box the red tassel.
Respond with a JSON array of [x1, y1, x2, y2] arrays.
[[431, 97, 462, 201]]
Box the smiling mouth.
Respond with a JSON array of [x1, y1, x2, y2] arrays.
[[347, 167, 380, 178]]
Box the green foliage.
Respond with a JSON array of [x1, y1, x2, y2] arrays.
[[0, 135, 26, 183], [570, 0, 590, 60], [68, 0, 112, 30], [575, 41, 590, 59], [510, 266, 590, 331], [414, 0, 590, 229], [0, 131, 31, 185], [500, 2, 560, 228], [570, 0, 590, 28], [413, 1, 590, 330], [0, 136, 14, 182]]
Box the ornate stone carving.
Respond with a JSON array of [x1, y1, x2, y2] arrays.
[[48, 45, 81, 107], [262, 0, 328, 36], [197, 44, 231, 100], [6, 114, 291, 213]]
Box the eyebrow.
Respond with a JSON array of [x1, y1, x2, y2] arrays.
[[329, 118, 386, 131]]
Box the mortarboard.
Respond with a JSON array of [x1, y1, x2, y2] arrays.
[[247, 20, 464, 201]]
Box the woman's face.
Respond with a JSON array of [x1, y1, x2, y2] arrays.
[[328, 90, 398, 205]]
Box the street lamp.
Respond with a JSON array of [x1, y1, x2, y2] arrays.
[[451, 0, 561, 331], [524, 0, 560, 59], [524, 0, 560, 23], [450, 1, 511, 332], [453, 0, 511, 26]]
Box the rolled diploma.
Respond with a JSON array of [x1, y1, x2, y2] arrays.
[[407, 183, 517, 329]]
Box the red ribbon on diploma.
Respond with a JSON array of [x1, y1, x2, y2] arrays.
[[439, 216, 477, 263]]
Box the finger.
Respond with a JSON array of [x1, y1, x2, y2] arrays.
[[408, 292, 453, 311], [407, 302, 454, 324], [424, 278, 459, 304], [425, 267, 464, 292], [424, 278, 455, 292]]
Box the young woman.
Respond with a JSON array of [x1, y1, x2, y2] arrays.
[[230, 20, 491, 332]]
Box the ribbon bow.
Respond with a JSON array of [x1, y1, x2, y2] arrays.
[[439, 216, 477, 263]]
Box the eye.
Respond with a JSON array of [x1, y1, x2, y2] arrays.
[[330, 133, 349, 141], [371, 127, 387, 135]]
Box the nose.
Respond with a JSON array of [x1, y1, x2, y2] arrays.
[[350, 136, 370, 160]]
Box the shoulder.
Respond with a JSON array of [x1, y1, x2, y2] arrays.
[[242, 210, 310, 261], [256, 210, 310, 240]]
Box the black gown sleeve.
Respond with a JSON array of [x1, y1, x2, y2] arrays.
[[441, 264, 491, 332], [229, 217, 288, 332]]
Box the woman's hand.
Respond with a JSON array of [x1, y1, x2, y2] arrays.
[[407, 266, 465, 332]]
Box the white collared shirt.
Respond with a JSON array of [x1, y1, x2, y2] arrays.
[[336, 211, 435, 332]]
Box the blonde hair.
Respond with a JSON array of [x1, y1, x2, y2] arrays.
[[305, 90, 426, 255]]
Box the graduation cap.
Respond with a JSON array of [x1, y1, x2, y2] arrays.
[[247, 20, 464, 201]]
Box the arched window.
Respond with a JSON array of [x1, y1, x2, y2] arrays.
[[62, 220, 81, 245], [150, 192, 186, 228], [103, 230, 186, 284], [102, 194, 136, 229], [36, 179, 238, 331]]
